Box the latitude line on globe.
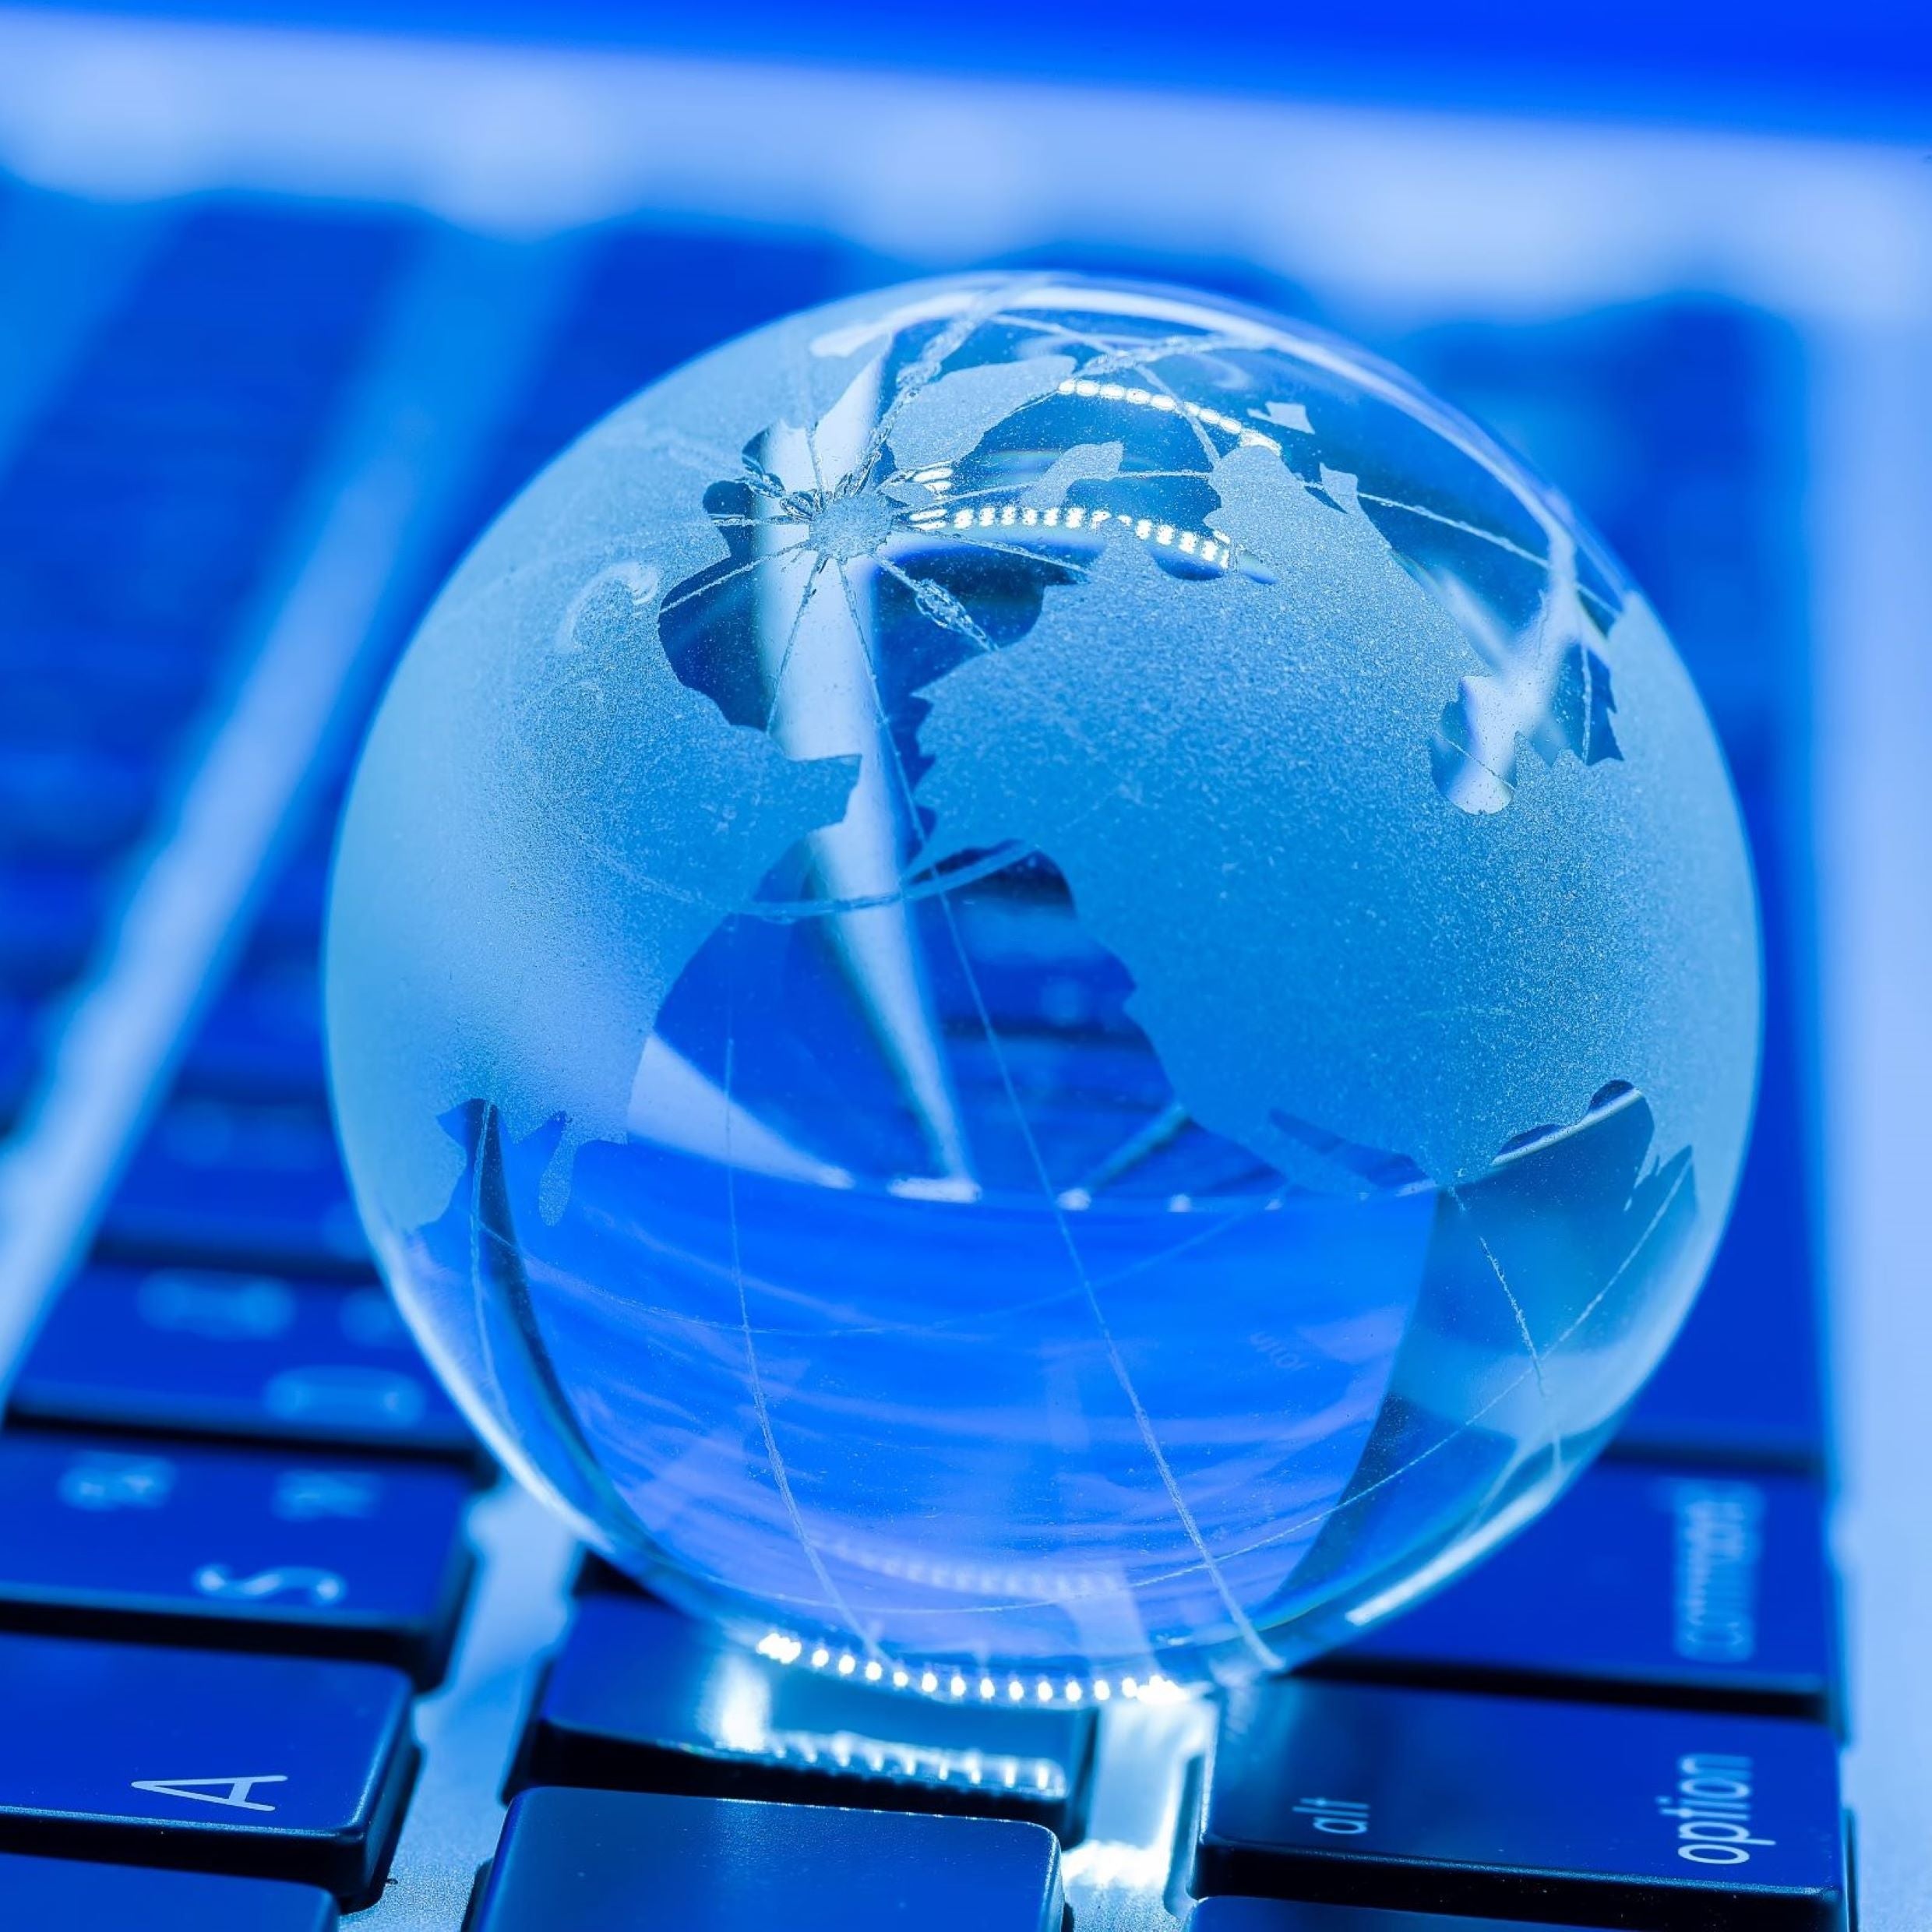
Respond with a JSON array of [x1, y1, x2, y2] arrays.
[[658, 540, 809, 619], [1010, 313, 1227, 471], [1126, 1152, 1698, 1590]]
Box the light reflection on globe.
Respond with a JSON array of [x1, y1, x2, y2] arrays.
[[326, 274, 1758, 1692]]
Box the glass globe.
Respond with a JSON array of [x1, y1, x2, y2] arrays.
[[326, 273, 1758, 1693]]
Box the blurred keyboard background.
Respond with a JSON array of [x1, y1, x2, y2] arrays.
[[0, 7, 1927, 1930]]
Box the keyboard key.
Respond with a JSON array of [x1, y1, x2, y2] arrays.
[[0, 1849, 337, 1930], [249, 848, 332, 956], [0, 859, 101, 990], [180, 959, 327, 1099], [0, 657, 205, 760], [471, 1786, 1064, 1932], [1190, 1901, 1597, 1931], [511, 1581, 1096, 1839], [95, 1096, 368, 1274], [0, 742, 157, 861], [1307, 1461, 1836, 1720], [1197, 1677, 1845, 1931], [10, 1263, 481, 1465], [0, 1430, 473, 1683], [0, 1631, 416, 1906], [1613, 1225, 1824, 1472], [0, 992, 35, 1126]]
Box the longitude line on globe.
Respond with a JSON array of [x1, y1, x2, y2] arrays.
[[659, 543, 808, 619], [1457, 1197, 1551, 1407], [719, 1017, 882, 1655], [708, 365, 887, 1655], [823, 524, 1285, 1673], [759, 552, 834, 729], [926, 872, 1286, 1674]]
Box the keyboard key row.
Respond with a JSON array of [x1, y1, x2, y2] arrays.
[[182, 957, 329, 1101], [0, 1429, 472, 1685], [0, 1631, 414, 1906], [0, 203, 410, 1116], [474, 1778, 1832, 1932], [10, 1262, 480, 1465], [95, 1096, 369, 1274]]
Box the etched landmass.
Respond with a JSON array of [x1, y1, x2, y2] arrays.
[[879, 354, 1076, 474], [913, 446, 1646, 1190], [1432, 632, 1620, 814], [1023, 440, 1124, 509], [1427, 525, 1623, 816], [334, 279, 1752, 1273]]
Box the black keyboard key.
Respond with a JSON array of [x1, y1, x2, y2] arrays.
[[0, 1430, 473, 1683], [1308, 1461, 1835, 1720], [472, 1786, 1064, 1932], [96, 1096, 368, 1274], [0, 1849, 337, 1930], [11, 1263, 479, 1465], [512, 1581, 1095, 1839], [1190, 1902, 1596, 1931], [0, 1631, 416, 1906], [1197, 1677, 1845, 1931]]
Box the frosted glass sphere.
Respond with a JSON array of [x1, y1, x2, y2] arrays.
[[326, 274, 1759, 1692]]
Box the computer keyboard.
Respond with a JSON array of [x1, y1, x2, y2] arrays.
[[0, 177, 1846, 1930]]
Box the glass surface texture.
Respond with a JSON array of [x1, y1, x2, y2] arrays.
[[326, 276, 1760, 1690]]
